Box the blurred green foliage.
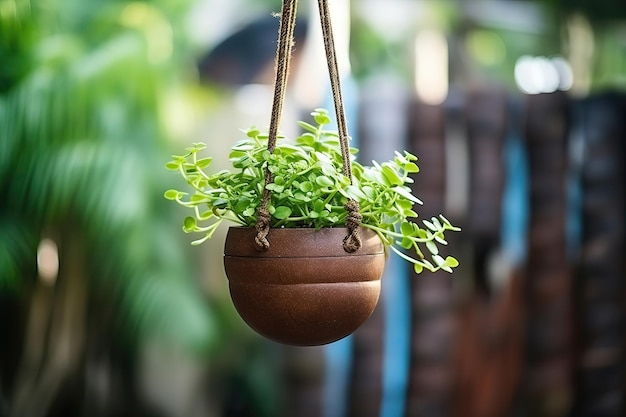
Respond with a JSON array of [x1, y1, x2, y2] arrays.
[[0, 0, 217, 351]]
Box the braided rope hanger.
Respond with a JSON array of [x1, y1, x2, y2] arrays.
[[254, 0, 362, 253]]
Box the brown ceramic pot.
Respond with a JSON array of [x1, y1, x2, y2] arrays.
[[223, 226, 386, 346]]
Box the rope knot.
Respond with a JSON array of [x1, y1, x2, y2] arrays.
[[255, 207, 271, 251], [343, 199, 362, 253]]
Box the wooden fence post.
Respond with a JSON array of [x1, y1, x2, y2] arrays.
[[406, 99, 455, 417], [453, 88, 525, 417], [522, 91, 573, 416], [574, 92, 626, 415]]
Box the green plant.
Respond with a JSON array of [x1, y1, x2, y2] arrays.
[[165, 109, 460, 274]]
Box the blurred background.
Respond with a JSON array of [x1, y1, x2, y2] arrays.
[[1, 0, 625, 416]]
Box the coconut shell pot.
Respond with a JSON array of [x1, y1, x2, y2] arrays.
[[223, 226, 386, 346]]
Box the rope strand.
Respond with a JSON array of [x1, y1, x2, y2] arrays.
[[255, 0, 362, 253], [255, 0, 298, 250], [317, 0, 351, 180], [318, 0, 361, 252]]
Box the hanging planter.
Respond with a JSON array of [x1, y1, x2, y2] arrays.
[[224, 226, 385, 345], [165, 0, 460, 346]]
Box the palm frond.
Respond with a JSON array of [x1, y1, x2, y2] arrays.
[[0, 0, 218, 350]]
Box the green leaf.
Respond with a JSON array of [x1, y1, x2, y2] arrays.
[[440, 214, 462, 231], [400, 221, 414, 236], [345, 185, 367, 201], [439, 214, 452, 226], [403, 151, 418, 161], [191, 142, 208, 151], [404, 209, 419, 218], [299, 181, 313, 192], [414, 263, 424, 274], [164, 189, 180, 200], [315, 151, 333, 165], [190, 239, 205, 246], [276, 143, 303, 155], [228, 150, 247, 159], [362, 186, 376, 199], [266, 183, 284, 192], [444, 256, 459, 268], [423, 219, 437, 231], [190, 194, 206, 203], [382, 164, 403, 186], [274, 206, 292, 220], [400, 237, 413, 249], [297, 121, 317, 134], [426, 240, 439, 255], [392, 186, 423, 205], [183, 217, 197, 233], [434, 234, 447, 245], [315, 176, 334, 187], [165, 161, 180, 170], [235, 198, 253, 213], [433, 254, 445, 267], [312, 109, 331, 125], [394, 151, 408, 164], [313, 200, 325, 212], [404, 162, 419, 173], [246, 128, 260, 138], [293, 192, 310, 202], [196, 157, 212, 169]]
